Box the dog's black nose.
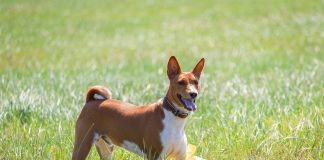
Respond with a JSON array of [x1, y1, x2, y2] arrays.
[[189, 92, 197, 99]]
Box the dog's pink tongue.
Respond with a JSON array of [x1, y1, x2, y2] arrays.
[[181, 98, 196, 111]]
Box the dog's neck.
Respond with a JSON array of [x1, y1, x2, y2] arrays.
[[160, 98, 188, 134]]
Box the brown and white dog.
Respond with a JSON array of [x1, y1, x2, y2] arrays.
[[72, 56, 205, 160]]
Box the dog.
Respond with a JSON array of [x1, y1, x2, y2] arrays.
[[72, 56, 205, 160]]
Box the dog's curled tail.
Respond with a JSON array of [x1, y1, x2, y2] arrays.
[[86, 85, 112, 103]]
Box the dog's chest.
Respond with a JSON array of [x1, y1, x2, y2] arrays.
[[160, 109, 187, 157]]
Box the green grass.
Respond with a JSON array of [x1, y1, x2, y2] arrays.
[[1, 0, 324, 159]]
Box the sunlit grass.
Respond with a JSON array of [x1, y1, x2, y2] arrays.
[[0, 0, 323, 159]]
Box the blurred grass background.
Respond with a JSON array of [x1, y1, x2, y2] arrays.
[[0, 0, 323, 159]]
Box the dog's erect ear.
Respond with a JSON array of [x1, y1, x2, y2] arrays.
[[191, 58, 205, 79], [167, 56, 182, 80]]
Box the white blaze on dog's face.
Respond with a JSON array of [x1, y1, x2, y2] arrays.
[[167, 56, 205, 112]]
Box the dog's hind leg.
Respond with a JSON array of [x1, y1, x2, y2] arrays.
[[95, 136, 114, 160], [72, 122, 95, 160]]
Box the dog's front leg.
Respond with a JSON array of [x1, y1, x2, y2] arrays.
[[176, 149, 187, 160], [177, 137, 188, 160]]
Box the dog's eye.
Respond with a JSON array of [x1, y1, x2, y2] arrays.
[[178, 80, 186, 85], [193, 80, 199, 85]]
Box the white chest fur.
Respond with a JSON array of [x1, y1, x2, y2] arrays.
[[160, 108, 188, 159]]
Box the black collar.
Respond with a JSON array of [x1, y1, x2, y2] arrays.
[[163, 97, 189, 118]]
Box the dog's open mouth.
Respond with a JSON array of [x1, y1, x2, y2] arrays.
[[177, 94, 196, 112]]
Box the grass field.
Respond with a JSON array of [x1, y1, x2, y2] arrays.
[[1, 0, 324, 159]]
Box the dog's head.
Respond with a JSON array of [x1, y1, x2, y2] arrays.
[[167, 56, 205, 112]]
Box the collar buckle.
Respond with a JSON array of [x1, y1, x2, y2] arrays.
[[173, 110, 179, 116]]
